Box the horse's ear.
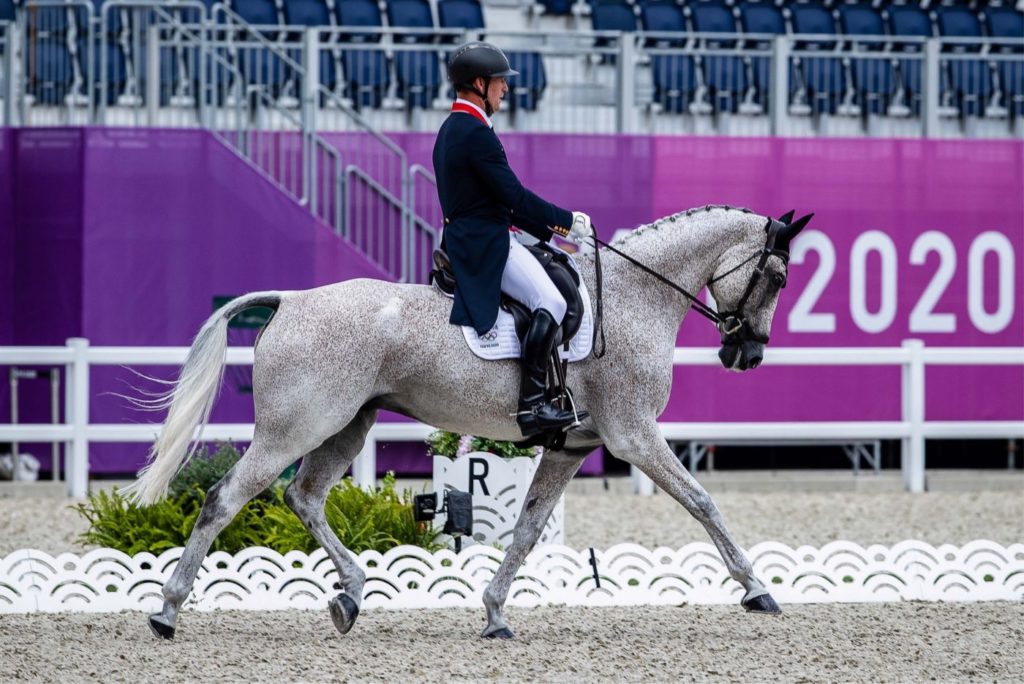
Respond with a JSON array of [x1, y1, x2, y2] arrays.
[[778, 210, 795, 225], [778, 213, 813, 252]]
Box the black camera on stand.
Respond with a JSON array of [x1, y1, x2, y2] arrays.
[[413, 489, 474, 552]]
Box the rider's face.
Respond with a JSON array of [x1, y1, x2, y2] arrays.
[[483, 76, 508, 114]]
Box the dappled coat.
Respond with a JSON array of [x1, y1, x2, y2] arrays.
[[432, 109, 572, 335]]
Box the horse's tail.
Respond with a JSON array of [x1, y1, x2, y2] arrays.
[[124, 292, 283, 505]]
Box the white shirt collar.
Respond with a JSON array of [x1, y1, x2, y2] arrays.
[[455, 98, 492, 128]]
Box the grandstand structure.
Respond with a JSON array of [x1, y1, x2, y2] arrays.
[[1, 1, 1022, 487], [0, 0, 1021, 139]]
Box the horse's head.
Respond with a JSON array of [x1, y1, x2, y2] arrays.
[[707, 211, 812, 371]]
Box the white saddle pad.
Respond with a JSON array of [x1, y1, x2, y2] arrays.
[[441, 251, 594, 362]]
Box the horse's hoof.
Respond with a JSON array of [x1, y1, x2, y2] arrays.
[[742, 592, 782, 615], [482, 626, 515, 640], [149, 614, 176, 640], [328, 593, 360, 635]]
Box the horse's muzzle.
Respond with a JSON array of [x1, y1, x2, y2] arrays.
[[718, 341, 764, 371]]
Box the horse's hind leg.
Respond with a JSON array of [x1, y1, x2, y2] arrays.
[[617, 425, 780, 614], [149, 439, 298, 639], [284, 407, 377, 637], [481, 450, 585, 639]]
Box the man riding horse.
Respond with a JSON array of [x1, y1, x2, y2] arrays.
[[432, 41, 594, 438]]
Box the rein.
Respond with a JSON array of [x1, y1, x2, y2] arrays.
[[589, 217, 787, 359]]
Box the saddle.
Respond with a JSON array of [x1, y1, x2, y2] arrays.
[[430, 243, 585, 349], [430, 243, 587, 451]]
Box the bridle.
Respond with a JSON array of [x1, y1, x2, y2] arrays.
[[590, 217, 789, 358]]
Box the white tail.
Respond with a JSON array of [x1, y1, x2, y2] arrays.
[[124, 292, 282, 505]]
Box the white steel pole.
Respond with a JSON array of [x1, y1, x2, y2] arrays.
[[67, 338, 90, 498], [903, 339, 926, 492]]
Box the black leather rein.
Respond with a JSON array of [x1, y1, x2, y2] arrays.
[[588, 217, 788, 359]]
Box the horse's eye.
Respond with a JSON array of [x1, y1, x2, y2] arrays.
[[770, 273, 786, 289]]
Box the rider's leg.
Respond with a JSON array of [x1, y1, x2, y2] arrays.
[[501, 238, 583, 436]]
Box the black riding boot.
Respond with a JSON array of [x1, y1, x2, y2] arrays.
[[516, 309, 587, 437]]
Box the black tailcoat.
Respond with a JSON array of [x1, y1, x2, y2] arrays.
[[432, 111, 572, 334]]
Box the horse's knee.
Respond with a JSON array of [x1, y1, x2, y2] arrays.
[[691, 491, 718, 519]]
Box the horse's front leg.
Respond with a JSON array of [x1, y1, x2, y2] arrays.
[[613, 425, 780, 614], [481, 450, 585, 639]]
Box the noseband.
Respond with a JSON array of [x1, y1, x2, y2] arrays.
[[590, 217, 788, 358]]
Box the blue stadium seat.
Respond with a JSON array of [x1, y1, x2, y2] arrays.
[[386, 0, 441, 109], [506, 51, 547, 111], [650, 53, 697, 113], [283, 0, 336, 93], [336, 0, 389, 108], [437, 0, 485, 42], [838, 4, 895, 115], [537, 0, 575, 17], [342, 49, 390, 109], [737, 1, 785, 108], [886, 3, 932, 115], [29, 39, 73, 105], [691, 2, 747, 112], [639, 1, 687, 48], [934, 5, 991, 117], [335, 0, 385, 43], [590, 0, 636, 63], [790, 1, 846, 114], [394, 51, 442, 109], [230, 0, 281, 28], [387, 0, 436, 44], [0, 0, 14, 21], [983, 5, 1024, 117]]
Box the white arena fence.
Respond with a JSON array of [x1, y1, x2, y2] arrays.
[[0, 338, 1021, 498], [1, 540, 1021, 614]]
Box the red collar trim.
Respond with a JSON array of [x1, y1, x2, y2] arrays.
[[451, 102, 488, 125]]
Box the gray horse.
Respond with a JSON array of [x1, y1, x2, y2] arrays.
[[128, 205, 810, 640]]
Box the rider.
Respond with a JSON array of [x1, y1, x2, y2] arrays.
[[433, 41, 593, 437]]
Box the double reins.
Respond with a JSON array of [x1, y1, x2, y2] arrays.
[[589, 217, 786, 359]]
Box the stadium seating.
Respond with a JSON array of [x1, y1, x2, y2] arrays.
[[790, 1, 847, 114], [934, 3, 991, 117], [284, 0, 337, 94], [885, 2, 932, 115], [639, 0, 695, 113], [589, 0, 636, 62], [386, 0, 442, 109], [437, 0, 485, 41], [982, 4, 1023, 117], [736, 1, 785, 112], [506, 51, 547, 111], [336, 0, 389, 109], [0, 0, 15, 21], [690, 1, 748, 113], [837, 3, 896, 115]]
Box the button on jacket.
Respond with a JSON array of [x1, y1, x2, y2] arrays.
[[433, 109, 572, 335]]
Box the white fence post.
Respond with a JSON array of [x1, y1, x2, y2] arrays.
[[65, 338, 90, 498], [352, 432, 376, 489], [902, 339, 926, 492], [631, 466, 655, 495]]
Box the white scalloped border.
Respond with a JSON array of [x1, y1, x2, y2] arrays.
[[1, 541, 1021, 613]]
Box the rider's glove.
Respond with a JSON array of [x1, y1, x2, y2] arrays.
[[566, 211, 593, 246]]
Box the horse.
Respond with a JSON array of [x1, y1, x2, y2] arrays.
[[128, 204, 811, 640]]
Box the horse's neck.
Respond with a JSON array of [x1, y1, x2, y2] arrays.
[[600, 210, 747, 324]]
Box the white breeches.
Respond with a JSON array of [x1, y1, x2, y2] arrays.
[[500, 233, 567, 324]]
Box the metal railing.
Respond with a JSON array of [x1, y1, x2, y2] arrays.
[[1, 339, 1021, 497], [1, 20, 13, 126]]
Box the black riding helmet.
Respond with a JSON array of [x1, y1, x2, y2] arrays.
[[447, 42, 518, 115]]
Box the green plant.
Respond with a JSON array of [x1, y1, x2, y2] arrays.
[[166, 443, 285, 506], [75, 473, 442, 555], [426, 430, 536, 460]]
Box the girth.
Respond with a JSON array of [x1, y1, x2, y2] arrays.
[[430, 242, 585, 348]]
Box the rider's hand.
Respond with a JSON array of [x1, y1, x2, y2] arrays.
[[567, 211, 594, 245]]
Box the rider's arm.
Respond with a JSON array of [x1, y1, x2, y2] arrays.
[[468, 126, 572, 242]]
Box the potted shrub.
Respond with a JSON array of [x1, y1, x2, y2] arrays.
[[426, 431, 565, 549]]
